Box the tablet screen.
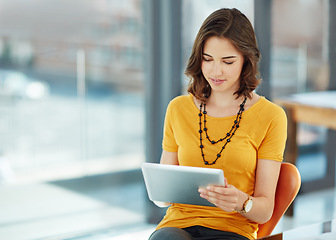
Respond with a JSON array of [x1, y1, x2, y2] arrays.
[[141, 163, 225, 207]]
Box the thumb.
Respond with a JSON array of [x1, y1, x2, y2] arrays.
[[224, 177, 228, 187]]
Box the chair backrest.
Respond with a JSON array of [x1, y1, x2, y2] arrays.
[[257, 162, 301, 238]]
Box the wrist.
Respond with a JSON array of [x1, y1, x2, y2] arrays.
[[235, 192, 248, 211], [235, 194, 253, 213]]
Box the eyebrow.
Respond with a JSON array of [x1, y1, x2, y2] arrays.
[[202, 53, 237, 59]]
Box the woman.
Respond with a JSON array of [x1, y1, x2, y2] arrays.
[[149, 8, 287, 240]]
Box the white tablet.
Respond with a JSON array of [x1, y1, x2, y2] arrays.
[[141, 162, 225, 207]]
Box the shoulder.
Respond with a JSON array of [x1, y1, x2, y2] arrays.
[[255, 97, 286, 114], [169, 94, 192, 104], [247, 93, 284, 114], [165, 94, 196, 121], [167, 94, 193, 109], [251, 97, 287, 125]]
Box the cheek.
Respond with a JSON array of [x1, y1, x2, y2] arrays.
[[228, 64, 244, 78], [236, 61, 245, 75], [201, 62, 211, 76], [231, 66, 242, 77]]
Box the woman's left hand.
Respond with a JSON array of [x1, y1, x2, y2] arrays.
[[198, 183, 240, 212]]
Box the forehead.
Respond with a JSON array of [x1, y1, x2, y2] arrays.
[[203, 36, 242, 56]]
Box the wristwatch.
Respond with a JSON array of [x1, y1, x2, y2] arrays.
[[236, 195, 253, 213]]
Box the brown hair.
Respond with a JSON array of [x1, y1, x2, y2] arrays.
[[186, 8, 261, 101]]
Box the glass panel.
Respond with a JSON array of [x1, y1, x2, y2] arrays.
[[0, 40, 82, 182], [0, 0, 145, 182], [0, 0, 145, 239], [271, 0, 329, 181], [272, 0, 328, 97]]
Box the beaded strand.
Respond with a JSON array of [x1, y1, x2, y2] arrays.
[[198, 96, 247, 165]]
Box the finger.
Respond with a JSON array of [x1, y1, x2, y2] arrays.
[[206, 187, 238, 203], [204, 190, 228, 205], [206, 192, 237, 208], [199, 187, 232, 203], [198, 187, 208, 199], [199, 188, 219, 202], [206, 185, 229, 196]]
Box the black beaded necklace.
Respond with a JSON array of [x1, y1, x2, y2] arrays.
[[198, 96, 247, 165]]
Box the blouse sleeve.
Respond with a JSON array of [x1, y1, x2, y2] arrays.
[[162, 101, 179, 152], [257, 107, 287, 162]]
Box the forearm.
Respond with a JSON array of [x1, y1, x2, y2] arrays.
[[200, 185, 274, 224]]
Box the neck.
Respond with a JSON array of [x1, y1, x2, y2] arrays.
[[206, 92, 243, 108]]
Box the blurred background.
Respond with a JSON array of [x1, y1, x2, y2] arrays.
[[0, 0, 334, 239]]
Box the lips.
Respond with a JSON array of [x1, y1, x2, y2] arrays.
[[210, 78, 226, 85]]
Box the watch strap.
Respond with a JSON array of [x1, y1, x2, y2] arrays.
[[235, 195, 252, 213]]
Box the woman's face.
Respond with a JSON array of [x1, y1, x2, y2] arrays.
[[201, 36, 244, 95]]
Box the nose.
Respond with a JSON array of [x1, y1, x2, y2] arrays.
[[213, 62, 223, 76]]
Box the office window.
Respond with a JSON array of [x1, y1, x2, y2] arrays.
[[0, 0, 145, 183], [271, 0, 328, 97], [0, 1, 146, 238], [272, 0, 329, 181]]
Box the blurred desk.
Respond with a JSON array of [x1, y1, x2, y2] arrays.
[[275, 91, 336, 194], [258, 220, 336, 240]]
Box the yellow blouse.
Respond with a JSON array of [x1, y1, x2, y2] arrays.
[[157, 94, 287, 239]]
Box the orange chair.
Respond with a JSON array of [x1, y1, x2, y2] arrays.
[[257, 162, 301, 238]]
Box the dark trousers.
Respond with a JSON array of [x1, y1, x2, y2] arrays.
[[149, 226, 250, 240]]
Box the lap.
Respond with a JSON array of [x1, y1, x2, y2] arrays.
[[149, 227, 193, 240], [148, 226, 249, 240]]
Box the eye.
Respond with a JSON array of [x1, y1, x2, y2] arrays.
[[224, 61, 234, 65], [202, 58, 212, 62]]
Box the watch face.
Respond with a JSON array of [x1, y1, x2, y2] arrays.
[[245, 199, 253, 212]]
